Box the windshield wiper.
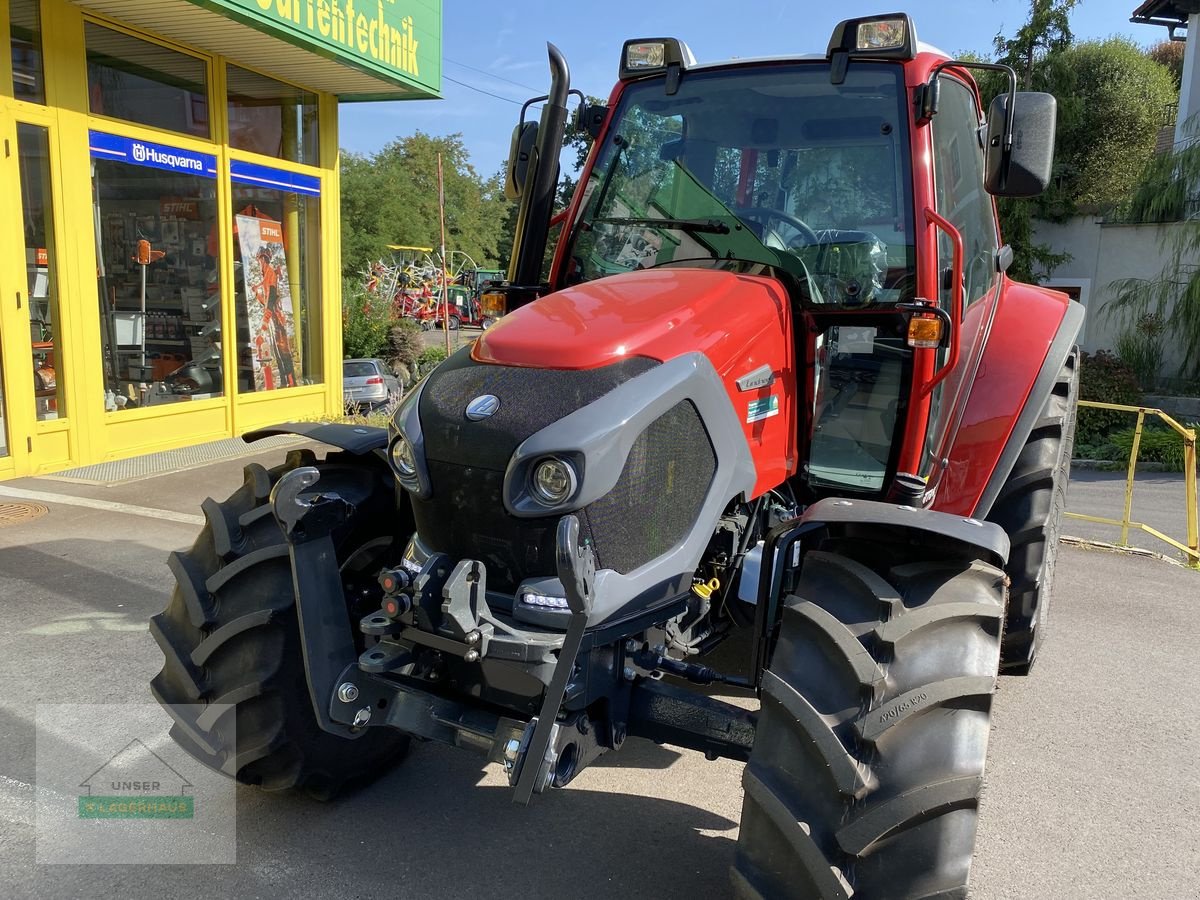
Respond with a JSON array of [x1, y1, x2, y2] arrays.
[[593, 216, 731, 235]]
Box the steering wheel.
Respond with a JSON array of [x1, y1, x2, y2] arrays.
[[738, 207, 819, 249]]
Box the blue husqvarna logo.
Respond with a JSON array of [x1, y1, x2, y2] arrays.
[[465, 395, 500, 421]]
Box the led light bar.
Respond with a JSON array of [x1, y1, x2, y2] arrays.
[[521, 591, 569, 610]]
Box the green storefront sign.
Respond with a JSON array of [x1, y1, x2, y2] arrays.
[[190, 0, 441, 95]]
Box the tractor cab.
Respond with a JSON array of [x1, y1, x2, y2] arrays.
[[489, 13, 1057, 505]]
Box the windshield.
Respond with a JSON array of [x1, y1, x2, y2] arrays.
[[562, 62, 916, 307]]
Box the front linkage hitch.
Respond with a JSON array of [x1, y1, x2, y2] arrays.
[[271, 466, 756, 803]]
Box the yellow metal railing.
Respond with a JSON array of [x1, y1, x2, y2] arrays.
[[1065, 401, 1199, 568]]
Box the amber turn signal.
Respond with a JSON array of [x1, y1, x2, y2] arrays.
[[907, 314, 943, 349], [479, 291, 507, 319]]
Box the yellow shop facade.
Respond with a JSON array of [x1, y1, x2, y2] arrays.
[[0, 0, 441, 479]]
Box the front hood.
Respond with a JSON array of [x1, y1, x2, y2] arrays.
[[472, 267, 790, 371]]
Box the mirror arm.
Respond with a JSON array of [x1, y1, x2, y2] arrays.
[[920, 60, 1018, 188]]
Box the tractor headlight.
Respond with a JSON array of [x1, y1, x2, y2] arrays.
[[530, 457, 577, 506], [390, 434, 417, 478]]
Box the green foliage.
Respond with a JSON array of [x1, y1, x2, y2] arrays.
[[342, 280, 396, 359], [340, 133, 510, 277], [1039, 38, 1179, 214], [417, 346, 448, 370], [388, 320, 424, 369], [1076, 350, 1142, 445], [1114, 314, 1166, 391], [995, 198, 1071, 282], [1110, 424, 1191, 471], [1148, 40, 1185, 89]]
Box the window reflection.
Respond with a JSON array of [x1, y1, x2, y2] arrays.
[[227, 65, 320, 165], [86, 22, 209, 138]]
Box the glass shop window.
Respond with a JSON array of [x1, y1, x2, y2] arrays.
[[9, 0, 45, 103], [85, 22, 209, 139], [90, 132, 222, 411], [226, 65, 320, 166], [229, 164, 322, 393], [18, 124, 66, 420]]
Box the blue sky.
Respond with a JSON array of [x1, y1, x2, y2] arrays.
[[339, 0, 1162, 176]]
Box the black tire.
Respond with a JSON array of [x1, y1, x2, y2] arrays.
[[986, 348, 1078, 674], [149, 449, 409, 799], [447, 315, 461, 331], [733, 533, 1005, 900], [481, 317, 496, 331]]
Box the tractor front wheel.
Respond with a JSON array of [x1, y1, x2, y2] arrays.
[[733, 532, 1005, 899], [149, 450, 409, 798]]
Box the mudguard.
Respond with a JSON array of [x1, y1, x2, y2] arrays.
[[751, 496, 1010, 676], [243, 422, 388, 455], [936, 282, 1084, 518]]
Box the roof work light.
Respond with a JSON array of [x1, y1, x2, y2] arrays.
[[618, 37, 695, 89], [827, 13, 918, 82]]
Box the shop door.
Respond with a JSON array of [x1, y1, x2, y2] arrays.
[[0, 109, 71, 478], [0, 109, 23, 479]]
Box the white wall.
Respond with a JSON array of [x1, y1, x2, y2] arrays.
[[1178, 14, 1200, 148], [1031, 217, 1192, 373]]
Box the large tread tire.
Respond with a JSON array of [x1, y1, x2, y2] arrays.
[[150, 449, 409, 799], [733, 533, 1006, 900], [987, 348, 1078, 674]]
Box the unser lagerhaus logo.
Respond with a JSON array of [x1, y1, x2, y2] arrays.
[[77, 738, 194, 819]]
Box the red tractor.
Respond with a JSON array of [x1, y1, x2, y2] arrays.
[[151, 14, 1080, 898]]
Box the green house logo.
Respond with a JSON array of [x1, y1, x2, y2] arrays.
[[77, 739, 194, 819]]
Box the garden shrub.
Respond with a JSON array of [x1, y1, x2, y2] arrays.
[[1076, 350, 1142, 446], [343, 280, 396, 359], [1109, 424, 1194, 471]]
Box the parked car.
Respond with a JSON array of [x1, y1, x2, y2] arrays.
[[342, 358, 400, 411]]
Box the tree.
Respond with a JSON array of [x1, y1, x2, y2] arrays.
[[1148, 40, 1185, 90], [339, 132, 510, 277], [993, 0, 1079, 89]]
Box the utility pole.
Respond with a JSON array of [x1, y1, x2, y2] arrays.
[[437, 152, 451, 357]]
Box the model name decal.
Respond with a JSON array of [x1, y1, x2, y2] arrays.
[[746, 395, 779, 424], [736, 364, 775, 392]]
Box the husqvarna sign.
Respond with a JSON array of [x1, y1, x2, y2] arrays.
[[88, 131, 217, 178]]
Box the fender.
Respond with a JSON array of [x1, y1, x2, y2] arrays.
[[936, 282, 1084, 518], [750, 497, 1010, 677], [244, 422, 388, 455]]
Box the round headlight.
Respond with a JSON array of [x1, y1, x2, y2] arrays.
[[531, 457, 576, 505], [390, 435, 416, 477]]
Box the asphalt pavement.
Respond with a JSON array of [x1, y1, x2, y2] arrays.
[[0, 446, 1196, 899]]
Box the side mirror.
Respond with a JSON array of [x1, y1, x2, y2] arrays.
[[504, 121, 539, 202], [984, 91, 1056, 198]]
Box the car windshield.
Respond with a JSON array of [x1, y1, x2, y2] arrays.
[[343, 362, 378, 378], [562, 62, 916, 307]]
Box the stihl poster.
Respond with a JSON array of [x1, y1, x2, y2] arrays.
[[236, 214, 299, 391]]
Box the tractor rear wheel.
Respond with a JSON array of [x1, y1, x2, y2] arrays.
[[986, 349, 1078, 674], [149, 449, 409, 798], [733, 533, 1005, 899]]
